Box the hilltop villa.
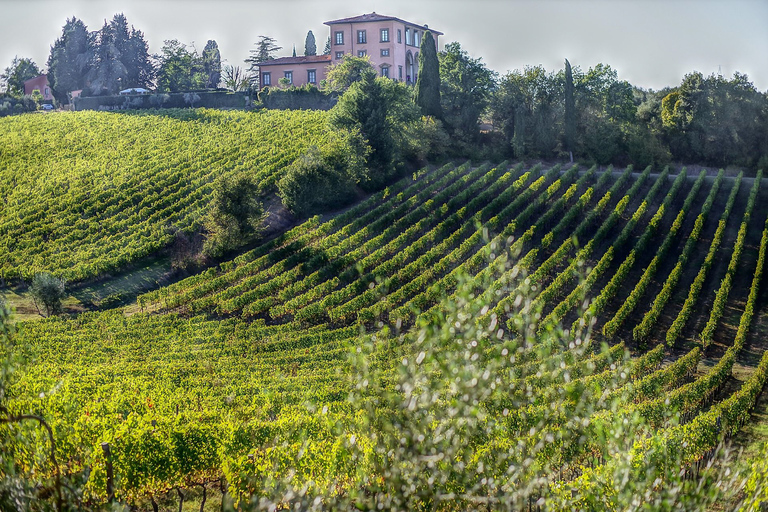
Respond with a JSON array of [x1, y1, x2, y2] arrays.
[[256, 12, 442, 89]]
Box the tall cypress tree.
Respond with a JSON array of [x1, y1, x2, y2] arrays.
[[564, 58, 576, 161], [304, 30, 317, 56], [414, 31, 442, 119]]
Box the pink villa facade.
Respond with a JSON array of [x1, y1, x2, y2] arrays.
[[257, 13, 442, 89], [23, 75, 54, 101]]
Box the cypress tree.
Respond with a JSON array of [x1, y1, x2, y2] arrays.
[[304, 30, 317, 56], [414, 31, 442, 119], [564, 58, 576, 161]]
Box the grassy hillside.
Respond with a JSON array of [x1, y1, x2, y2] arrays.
[[7, 159, 768, 507], [0, 108, 329, 282]]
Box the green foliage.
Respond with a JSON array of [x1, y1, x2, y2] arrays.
[[0, 56, 40, 96], [203, 174, 265, 258], [304, 30, 317, 56], [245, 35, 282, 85], [329, 72, 418, 189], [278, 143, 358, 217], [156, 39, 206, 93], [564, 58, 575, 154], [0, 108, 329, 281], [492, 65, 561, 159], [30, 272, 66, 318], [6, 164, 768, 508], [401, 115, 451, 165], [414, 31, 442, 119], [46, 17, 91, 103], [439, 42, 496, 146], [324, 54, 376, 93], [202, 40, 222, 89]]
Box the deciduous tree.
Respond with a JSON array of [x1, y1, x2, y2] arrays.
[[1, 57, 41, 96], [29, 273, 66, 318], [438, 42, 495, 144]]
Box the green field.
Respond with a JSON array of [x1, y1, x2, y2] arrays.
[[0, 109, 329, 282], [3, 111, 768, 509]]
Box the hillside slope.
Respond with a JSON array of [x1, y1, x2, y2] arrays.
[[0, 108, 329, 282], [9, 160, 768, 506]]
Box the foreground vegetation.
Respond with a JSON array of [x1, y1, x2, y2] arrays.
[[4, 161, 768, 509]]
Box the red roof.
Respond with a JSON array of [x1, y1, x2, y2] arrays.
[[256, 55, 332, 67], [324, 12, 443, 35]]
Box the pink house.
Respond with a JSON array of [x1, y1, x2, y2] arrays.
[[258, 54, 332, 89], [23, 75, 54, 101], [256, 12, 442, 90]]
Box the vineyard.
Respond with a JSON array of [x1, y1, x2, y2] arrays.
[[0, 109, 329, 282], [5, 154, 768, 509]]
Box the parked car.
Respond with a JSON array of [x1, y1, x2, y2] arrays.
[[41, 103, 54, 111]]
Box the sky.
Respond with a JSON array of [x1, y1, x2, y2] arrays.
[[1, 0, 767, 92]]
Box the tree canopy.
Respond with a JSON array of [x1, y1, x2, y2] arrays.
[[439, 42, 496, 144], [1, 56, 41, 96]]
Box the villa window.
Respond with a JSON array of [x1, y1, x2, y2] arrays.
[[357, 30, 367, 44], [398, 66, 403, 80], [381, 65, 390, 78], [381, 48, 390, 57], [380, 28, 390, 42], [358, 50, 367, 58], [335, 31, 344, 45], [307, 69, 316, 84], [263, 72, 271, 86], [414, 31, 420, 47], [397, 29, 402, 43], [405, 28, 411, 46], [284, 71, 293, 84], [335, 51, 344, 59]]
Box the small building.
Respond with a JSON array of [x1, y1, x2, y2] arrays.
[[23, 75, 54, 101], [255, 12, 442, 90], [257, 55, 332, 89]]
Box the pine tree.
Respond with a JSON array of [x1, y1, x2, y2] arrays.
[[414, 31, 442, 119], [305, 30, 317, 56], [564, 58, 576, 161], [293, 45, 297, 58], [245, 36, 281, 85], [323, 37, 331, 55]]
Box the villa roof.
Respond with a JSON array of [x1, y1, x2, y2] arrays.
[[256, 55, 332, 67], [324, 12, 443, 35]]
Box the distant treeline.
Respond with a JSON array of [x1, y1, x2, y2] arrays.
[[487, 64, 768, 170]]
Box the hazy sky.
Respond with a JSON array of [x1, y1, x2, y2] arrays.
[[1, 0, 766, 91]]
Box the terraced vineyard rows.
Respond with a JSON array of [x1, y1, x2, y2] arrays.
[[0, 109, 330, 281], [7, 161, 768, 508]]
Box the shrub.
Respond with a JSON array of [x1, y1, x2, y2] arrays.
[[203, 175, 265, 258], [29, 272, 66, 317], [278, 144, 358, 217]]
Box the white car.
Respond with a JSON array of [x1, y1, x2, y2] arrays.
[[41, 103, 54, 111]]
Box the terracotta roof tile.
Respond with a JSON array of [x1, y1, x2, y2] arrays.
[[256, 55, 332, 66], [324, 12, 443, 35]]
